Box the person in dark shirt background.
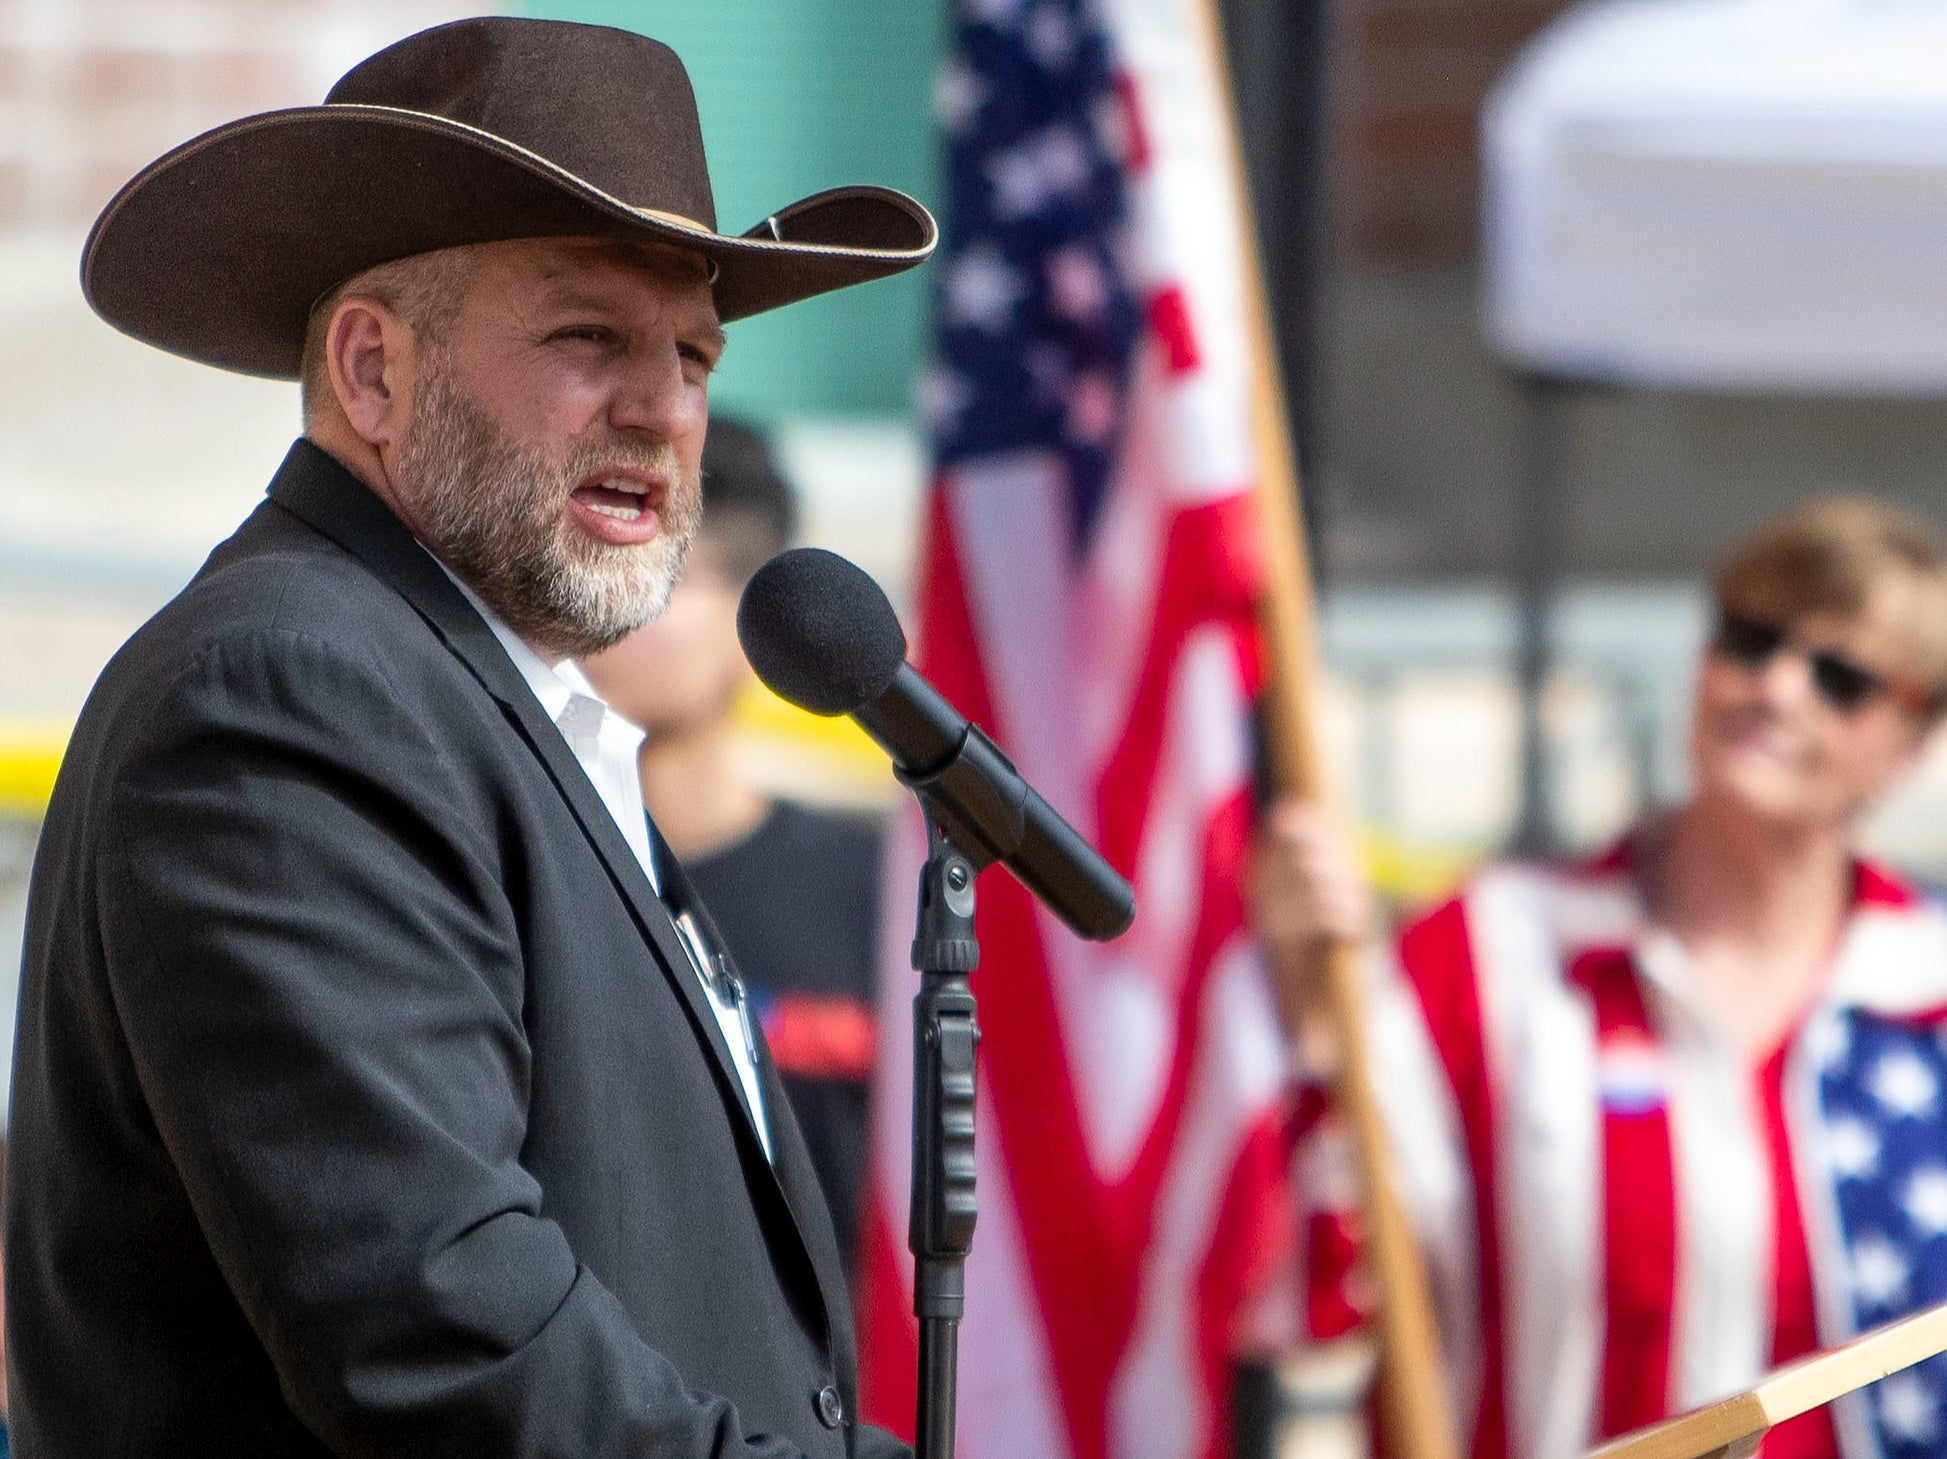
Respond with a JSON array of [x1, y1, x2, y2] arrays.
[[582, 416, 882, 1279]]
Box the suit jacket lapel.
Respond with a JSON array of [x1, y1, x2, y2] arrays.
[[646, 820, 853, 1355], [263, 441, 762, 1169]]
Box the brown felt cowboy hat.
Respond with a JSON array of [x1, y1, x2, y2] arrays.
[[81, 16, 938, 379]]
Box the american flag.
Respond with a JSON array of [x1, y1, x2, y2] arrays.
[[1818, 1009, 1947, 1458], [1322, 854, 1947, 1459], [857, 1, 1297, 1457]]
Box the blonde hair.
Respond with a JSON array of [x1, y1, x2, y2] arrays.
[[1715, 496, 1947, 709], [298, 248, 475, 421]]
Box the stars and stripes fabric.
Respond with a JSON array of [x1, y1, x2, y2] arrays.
[[856, 1, 1296, 1458], [1818, 1010, 1947, 1457], [1310, 838, 1947, 1459]]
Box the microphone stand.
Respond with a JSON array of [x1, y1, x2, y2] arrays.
[[893, 703, 1126, 1459], [907, 799, 985, 1459]]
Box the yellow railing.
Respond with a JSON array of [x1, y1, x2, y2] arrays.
[[0, 698, 892, 820], [731, 682, 889, 776], [0, 705, 1486, 907], [1357, 826, 1481, 907], [0, 720, 67, 820]]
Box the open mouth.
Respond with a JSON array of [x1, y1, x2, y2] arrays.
[[571, 476, 660, 521], [565, 467, 675, 546]]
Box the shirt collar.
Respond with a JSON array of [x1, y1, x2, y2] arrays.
[[432, 558, 659, 896], [1586, 821, 1947, 1025], [435, 561, 637, 739]]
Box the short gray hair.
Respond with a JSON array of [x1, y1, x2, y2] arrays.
[[298, 248, 475, 421]]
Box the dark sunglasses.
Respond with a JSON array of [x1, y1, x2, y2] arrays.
[[1712, 610, 1931, 715]]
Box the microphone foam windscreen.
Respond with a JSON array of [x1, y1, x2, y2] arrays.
[[737, 547, 909, 716]]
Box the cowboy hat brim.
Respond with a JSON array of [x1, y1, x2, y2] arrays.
[[82, 104, 939, 379]]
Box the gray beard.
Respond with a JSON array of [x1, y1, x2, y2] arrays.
[[394, 356, 700, 660]]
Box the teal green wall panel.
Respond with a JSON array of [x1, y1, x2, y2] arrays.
[[515, 1, 944, 422]]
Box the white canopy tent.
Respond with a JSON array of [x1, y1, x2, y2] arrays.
[[1484, 0, 1947, 396], [1473, 0, 1947, 845]]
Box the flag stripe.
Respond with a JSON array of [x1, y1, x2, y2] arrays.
[[1094, 494, 1263, 876], [929, 481, 1123, 1457], [1400, 896, 1509, 1459], [1760, 1043, 1843, 1459], [1579, 950, 1677, 1438]]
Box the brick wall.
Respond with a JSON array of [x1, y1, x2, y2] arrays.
[[0, 0, 478, 233], [1338, 0, 1570, 259], [0, 0, 485, 732]]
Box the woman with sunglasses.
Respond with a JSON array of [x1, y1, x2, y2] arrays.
[[1251, 498, 1947, 1459]]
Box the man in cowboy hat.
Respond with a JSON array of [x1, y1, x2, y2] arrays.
[[5, 18, 933, 1458]]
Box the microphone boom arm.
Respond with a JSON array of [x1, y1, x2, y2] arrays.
[[858, 667, 1135, 942]]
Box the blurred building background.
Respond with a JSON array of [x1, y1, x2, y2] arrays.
[[1304, 0, 1947, 873], [0, 0, 478, 1118], [6, 0, 1947, 1113]]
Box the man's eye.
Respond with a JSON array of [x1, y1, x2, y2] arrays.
[[553, 325, 616, 346]]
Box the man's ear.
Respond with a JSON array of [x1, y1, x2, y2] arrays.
[[324, 297, 419, 448]]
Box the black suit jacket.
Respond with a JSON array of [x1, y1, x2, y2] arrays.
[[6, 440, 908, 1459]]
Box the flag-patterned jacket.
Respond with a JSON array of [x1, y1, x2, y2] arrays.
[[1310, 839, 1947, 1459]]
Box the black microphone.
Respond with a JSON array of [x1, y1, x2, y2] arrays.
[[737, 547, 1136, 942]]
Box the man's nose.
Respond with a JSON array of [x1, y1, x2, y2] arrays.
[[608, 336, 703, 438]]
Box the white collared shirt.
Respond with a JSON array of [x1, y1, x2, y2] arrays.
[[439, 566, 772, 1159]]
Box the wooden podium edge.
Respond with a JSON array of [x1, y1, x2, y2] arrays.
[[1588, 1301, 1947, 1459]]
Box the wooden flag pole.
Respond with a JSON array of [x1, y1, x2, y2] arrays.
[[1184, 4, 1459, 1458], [1587, 1301, 1947, 1459]]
